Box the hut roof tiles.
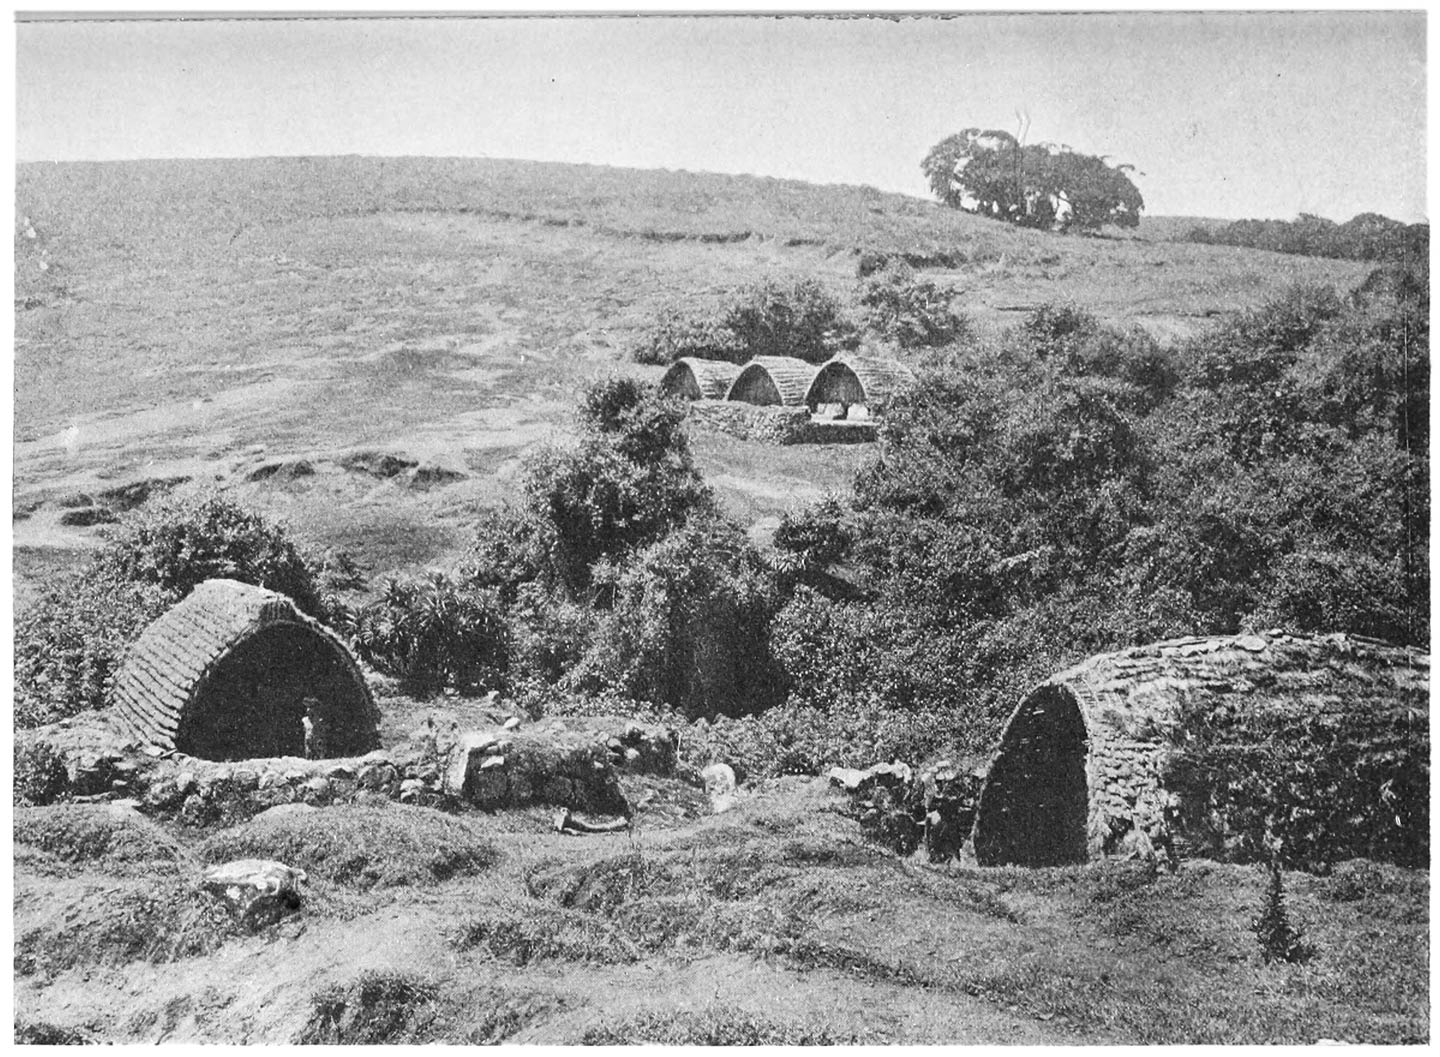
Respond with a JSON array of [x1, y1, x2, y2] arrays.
[[805, 353, 917, 410], [725, 356, 821, 407], [659, 357, 743, 400]]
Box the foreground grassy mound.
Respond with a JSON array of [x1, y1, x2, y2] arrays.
[[198, 804, 499, 890], [13, 804, 187, 872], [14, 876, 240, 980]]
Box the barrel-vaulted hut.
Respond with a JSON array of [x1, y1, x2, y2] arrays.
[[111, 579, 379, 762], [972, 631, 1429, 868], [805, 354, 916, 417], [659, 357, 743, 401], [724, 356, 820, 407]]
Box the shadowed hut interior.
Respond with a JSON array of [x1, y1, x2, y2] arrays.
[[111, 578, 378, 762], [659, 357, 742, 401], [724, 356, 818, 406], [972, 685, 1090, 866], [804, 355, 916, 419]]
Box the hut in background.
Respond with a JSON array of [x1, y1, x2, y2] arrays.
[[659, 357, 742, 401], [724, 356, 819, 407], [805, 354, 916, 419], [972, 631, 1429, 868], [111, 579, 379, 761]]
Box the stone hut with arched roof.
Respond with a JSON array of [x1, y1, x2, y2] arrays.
[[724, 356, 819, 407], [972, 630, 1429, 868], [111, 579, 379, 762], [659, 357, 743, 401], [805, 354, 916, 418]]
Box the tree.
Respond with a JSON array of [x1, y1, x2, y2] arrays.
[[522, 377, 715, 590], [922, 128, 1143, 232]]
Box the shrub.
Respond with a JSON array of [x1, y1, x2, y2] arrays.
[[720, 276, 853, 364], [629, 278, 853, 366], [1252, 861, 1312, 965], [572, 519, 782, 720], [94, 490, 324, 615], [523, 378, 715, 586], [15, 570, 172, 726], [770, 495, 853, 576], [505, 583, 597, 687], [14, 738, 69, 806], [350, 573, 509, 698], [857, 261, 969, 348], [629, 302, 744, 365], [198, 804, 498, 889], [297, 970, 441, 1045], [461, 506, 557, 604]]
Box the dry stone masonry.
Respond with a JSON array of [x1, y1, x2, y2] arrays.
[[973, 631, 1429, 868], [684, 400, 876, 444]]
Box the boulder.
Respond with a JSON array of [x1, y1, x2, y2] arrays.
[[443, 731, 505, 797], [201, 859, 307, 929], [701, 763, 738, 814]]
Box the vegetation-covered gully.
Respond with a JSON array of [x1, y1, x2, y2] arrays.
[[13, 157, 1429, 1045]]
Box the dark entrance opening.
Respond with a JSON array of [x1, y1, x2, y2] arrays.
[[175, 624, 372, 761], [974, 686, 1090, 866]]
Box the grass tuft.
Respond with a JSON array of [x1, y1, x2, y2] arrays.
[[296, 970, 441, 1045], [579, 1007, 871, 1045]]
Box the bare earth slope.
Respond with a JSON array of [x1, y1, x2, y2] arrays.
[[15, 157, 1371, 580]]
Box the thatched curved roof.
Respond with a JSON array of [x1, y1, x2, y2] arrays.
[[111, 579, 378, 761], [973, 630, 1429, 867], [805, 354, 916, 411], [1038, 630, 1427, 744], [659, 357, 743, 400], [724, 356, 820, 406]]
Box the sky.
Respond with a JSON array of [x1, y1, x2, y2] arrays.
[[14, 11, 1429, 222]]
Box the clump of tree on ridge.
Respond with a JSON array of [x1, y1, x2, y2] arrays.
[[922, 127, 1144, 232], [1186, 212, 1428, 264]]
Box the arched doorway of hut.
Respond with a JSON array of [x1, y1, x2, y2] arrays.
[[175, 624, 368, 761], [973, 685, 1090, 865]]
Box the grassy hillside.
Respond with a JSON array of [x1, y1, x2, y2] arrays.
[[14, 156, 1374, 581]]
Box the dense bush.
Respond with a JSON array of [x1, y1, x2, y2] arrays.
[[629, 277, 853, 365], [572, 519, 782, 720], [857, 261, 969, 349], [350, 573, 509, 699], [94, 490, 324, 615], [629, 303, 745, 366], [15, 571, 172, 726], [771, 278, 1428, 764], [523, 378, 714, 587]]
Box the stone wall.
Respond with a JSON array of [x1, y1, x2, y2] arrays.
[[19, 712, 679, 827], [1085, 737, 1174, 862], [685, 400, 876, 445]]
